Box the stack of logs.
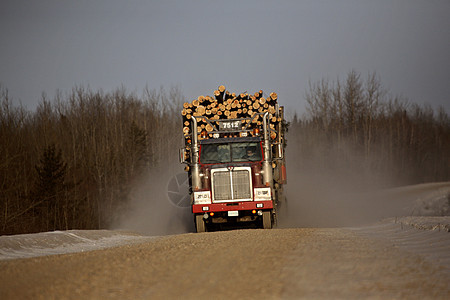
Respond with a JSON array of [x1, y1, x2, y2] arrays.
[[182, 85, 281, 139]]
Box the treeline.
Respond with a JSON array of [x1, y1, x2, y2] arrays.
[[1, 72, 449, 234], [288, 71, 450, 190], [1, 86, 183, 235]]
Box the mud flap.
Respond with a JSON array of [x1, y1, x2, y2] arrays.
[[262, 211, 272, 229], [195, 214, 206, 233]]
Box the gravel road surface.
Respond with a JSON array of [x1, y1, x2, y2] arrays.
[[1, 226, 449, 299]]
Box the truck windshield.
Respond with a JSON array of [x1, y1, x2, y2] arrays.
[[200, 142, 262, 164]]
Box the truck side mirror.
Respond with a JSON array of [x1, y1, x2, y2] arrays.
[[179, 148, 187, 164]]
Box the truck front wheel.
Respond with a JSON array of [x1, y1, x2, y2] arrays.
[[262, 211, 272, 229], [195, 214, 206, 233]]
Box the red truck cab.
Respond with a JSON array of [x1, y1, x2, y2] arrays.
[[191, 137, 274, 231]]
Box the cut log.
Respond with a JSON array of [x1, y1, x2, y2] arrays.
[[205, 124, 213, 132], [214, 90, 224, 103], [268, 105, 276, 114], [196, 105, 206, 115], [225, 91, 232, 101], [269, 92, 278, 101]]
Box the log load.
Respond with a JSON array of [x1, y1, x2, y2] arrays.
[[181, 85, 282, 148]]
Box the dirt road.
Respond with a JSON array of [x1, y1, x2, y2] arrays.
[[1, 227, 449, 299]]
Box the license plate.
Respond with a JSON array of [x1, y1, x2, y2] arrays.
[[228, 210, 239, 217]]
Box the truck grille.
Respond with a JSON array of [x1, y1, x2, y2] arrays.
[[212, 167, 252, 202]]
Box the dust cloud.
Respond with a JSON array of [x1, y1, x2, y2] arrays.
[[112, 164, 194, 236], [112, 136, 448, 233], [281, 170, 401, 228], [279, 134, 440, 228]]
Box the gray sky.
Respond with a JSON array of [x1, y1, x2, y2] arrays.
[[1, 0, 449, 115]]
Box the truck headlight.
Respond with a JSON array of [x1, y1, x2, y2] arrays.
[[193, 191, 211, 204], [254, 187, 271, 200]]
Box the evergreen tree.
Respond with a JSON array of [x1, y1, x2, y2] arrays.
[[34, 144, 67, 230]]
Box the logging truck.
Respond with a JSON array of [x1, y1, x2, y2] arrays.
[[179, 86, 287, 232]]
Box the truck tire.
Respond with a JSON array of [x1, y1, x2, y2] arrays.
[[195, 214, 206, 233], [262, 211, 272, 229], [272, 208, 278, 228]]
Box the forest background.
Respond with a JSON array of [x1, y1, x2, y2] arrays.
[[1, 71, 449, 235]]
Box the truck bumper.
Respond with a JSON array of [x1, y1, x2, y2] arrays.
[[192, 200, 273, 214]]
